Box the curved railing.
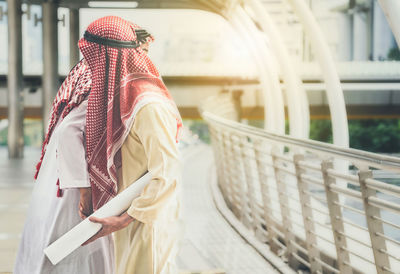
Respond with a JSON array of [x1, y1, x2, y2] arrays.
[[201, 99, 400, 274]]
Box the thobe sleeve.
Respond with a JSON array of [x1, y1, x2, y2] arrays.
[[56, 100, 91, 189], [126, 103, 180, 224]]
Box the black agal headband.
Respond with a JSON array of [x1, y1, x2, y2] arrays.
[[84, 29, 152, 48]]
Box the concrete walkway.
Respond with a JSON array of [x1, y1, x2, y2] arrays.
[[0, 144, 278, 274]]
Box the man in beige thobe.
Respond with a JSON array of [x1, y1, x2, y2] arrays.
[[79, 16, 182, 274], [86, 102, 181, 274], [115, 101, 181, 274]]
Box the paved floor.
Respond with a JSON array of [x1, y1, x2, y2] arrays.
[[0, 144, 278, 274]]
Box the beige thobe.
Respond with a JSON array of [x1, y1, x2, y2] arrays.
[[114, 102, 182, 274]]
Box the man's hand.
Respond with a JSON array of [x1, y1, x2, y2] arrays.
[[79, 187, 93, 219], [82, 212, 134, 246]]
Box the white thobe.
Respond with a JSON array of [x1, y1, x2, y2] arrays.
[[14, 100, 114, 274]]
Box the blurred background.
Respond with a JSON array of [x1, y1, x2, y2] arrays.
[[1, 0, 400, 273], [0, 0, 399, 153]]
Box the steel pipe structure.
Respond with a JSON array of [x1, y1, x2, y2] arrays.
[[229, 8, 285, 133], [378, 0, 400, 48], [235, 6, 285, 134], [285, 0, 349, 148], [7, 0, 24, 158], [246, 0, 310, 139]]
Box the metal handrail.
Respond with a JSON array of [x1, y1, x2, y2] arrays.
[[202, 101, 400, 273], [203, 111, 400, 170]]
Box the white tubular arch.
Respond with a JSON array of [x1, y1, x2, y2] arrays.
[[235, 7, 285, 134], [228, 9, 282, 133], [285, 0, 349, 148], [246, 0, 310, 139], [378, 0, 400, 47]]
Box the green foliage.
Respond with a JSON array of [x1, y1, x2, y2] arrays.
[[0, 126, 6, 145], [0, 119, 43, 147], [308, 119, 400, 153], [2, 117, 398, 154], [309, 119, 333, 144], [348, 119, 400, 153], [388, 48, 400, 61], [184, 119, 210, 144], [248, 120, 264, 129], [221, 118, 400, 153]]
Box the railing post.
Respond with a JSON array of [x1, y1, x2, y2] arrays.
[[239, 136, 262, 236], [211, 127, 229, 203], [271, 147, 298, 268], [231, 134, 250, 227], [293, 154, 323, 273], [253, 140, 280, 252], [321, 159, 353, 273], [221, 132, 239, 216], [222, 132, 242, 221], [358, 170, 391, 274]]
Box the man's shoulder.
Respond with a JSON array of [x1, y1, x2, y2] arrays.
[[136, 101, 173, 119], [133, 101, 177, 135]]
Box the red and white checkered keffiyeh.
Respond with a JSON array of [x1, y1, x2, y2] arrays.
[[78, 16, 182, 210], [34, 59, 92, 195]]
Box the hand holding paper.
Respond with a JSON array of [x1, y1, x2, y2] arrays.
[[44, 172, 153, 265], [82, 213, 134, 245]]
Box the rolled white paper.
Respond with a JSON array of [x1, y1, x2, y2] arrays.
[[44, 171, 153, 265]]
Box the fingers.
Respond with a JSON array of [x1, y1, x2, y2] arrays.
[[79, 205, 84, 219], [79, 210, 87, 220], [88, 216, 107, 224], [82, 216, 125, 246], [78, 204, 89, 220], [79, 199, 94, 219]]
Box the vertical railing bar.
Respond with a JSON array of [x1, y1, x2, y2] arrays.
[[359, 170, 392, 274], [220, 130, 236, 208], [215, 128, 233, 205], [239, 136, 263, 237], [321, 159, 353, 273], [209, 128, 223, 190], [293, 154, 323, 273], [230, 133, 250, 226], [222, 131, 242, 217], [228, 133, 244, 218], [253, 139, 280, 253], [215, 129, 233, 206], [271, 147, 299, 268]]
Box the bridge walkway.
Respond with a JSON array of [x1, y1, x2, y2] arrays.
[[0, 144, 280, 274]]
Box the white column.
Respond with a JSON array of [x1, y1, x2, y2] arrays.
[[7, 0, 24, 158], [337, 13, 353, 61], [69, 8, 80, 68], [42, 1, 59, 132], [353, 11, 369, 60]]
